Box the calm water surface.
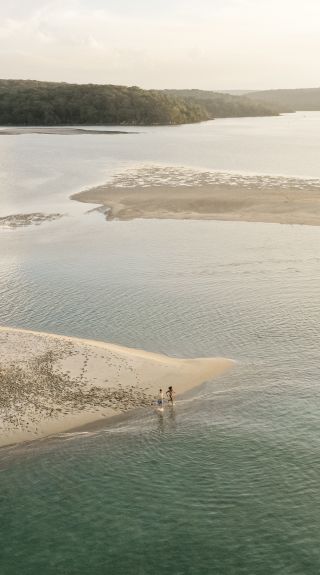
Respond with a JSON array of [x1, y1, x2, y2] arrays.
[[1, 114, 320, 574]]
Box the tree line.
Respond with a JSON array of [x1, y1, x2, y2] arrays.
[[164, 89, 280, 117], [0, 80, 282, 126], [0, 80, 207, 126]]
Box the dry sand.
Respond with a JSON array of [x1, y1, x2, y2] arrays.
[[72, 172, 320, 226], [0, 326, 233, 447]]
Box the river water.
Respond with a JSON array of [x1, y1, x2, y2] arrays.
[[1, 113, 320, 574]]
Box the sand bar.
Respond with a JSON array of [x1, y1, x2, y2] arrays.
[[0, 326, 234, 447], [71, 166, 320, 226], [0, 127, 136, 135]]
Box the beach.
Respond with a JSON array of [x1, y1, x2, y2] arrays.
[[0, 326, 233, 447]]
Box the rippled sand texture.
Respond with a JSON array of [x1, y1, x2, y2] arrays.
[[0, 327, 233, 446], [72, 165, 320, 225]]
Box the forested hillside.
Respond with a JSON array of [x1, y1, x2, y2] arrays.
[[245, 88, 320, 112], [0, 80, 284, 126], [0, 80, 207, 126], [164, 89, 280, 117]]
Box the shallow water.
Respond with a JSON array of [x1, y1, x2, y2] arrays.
[[1, 114, 320, 574]]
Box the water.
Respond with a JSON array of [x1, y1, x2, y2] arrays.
[[1, 113, 320, 574]]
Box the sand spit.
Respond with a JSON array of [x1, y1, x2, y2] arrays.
[[0, 212, 63, 228], [71, 166, 320, 226], [0, 327, 234, 447], [0, 127, 136, 135]]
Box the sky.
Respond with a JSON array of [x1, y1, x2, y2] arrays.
[[0, 0, 319, 89]]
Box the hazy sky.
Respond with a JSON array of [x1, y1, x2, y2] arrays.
[[0, 0, 319, 89]]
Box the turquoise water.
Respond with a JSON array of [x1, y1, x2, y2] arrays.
[[2, 411, 320, 575], [1, 114, 320, 574], [2, 360, 320, 574]]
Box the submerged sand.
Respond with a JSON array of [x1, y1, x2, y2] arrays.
[[72, 166, 320, 226], [0, 327, 233, 447]]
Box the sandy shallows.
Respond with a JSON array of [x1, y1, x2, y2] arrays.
[[0, 327, 234, 447], [0, 212, 63, 228], [71, 165, 320, 226]]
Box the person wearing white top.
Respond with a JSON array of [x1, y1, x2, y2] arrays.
[[157, 389, 164, 407]]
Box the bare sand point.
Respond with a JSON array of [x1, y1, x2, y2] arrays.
[[0, 326, 234, 447], [72, 177, 320, 226]]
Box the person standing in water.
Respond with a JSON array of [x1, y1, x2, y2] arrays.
[[166, 386, 175, 405], [157, 388, 164, 408]]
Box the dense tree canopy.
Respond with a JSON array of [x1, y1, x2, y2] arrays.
[[0, 80, 284, 126], [0, 80, 207, 126], [164, 89, 280, 117]]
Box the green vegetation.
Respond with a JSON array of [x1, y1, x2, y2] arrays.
[[0, 80, 207, 126], [245, 88, 320, 112], [164, 89, 280, 117], [0, 80, 284, 126]]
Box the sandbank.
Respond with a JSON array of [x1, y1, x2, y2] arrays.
[[0, 127, 136, 135], [0, 326, 233, 447], [71, 167, 320, 226]]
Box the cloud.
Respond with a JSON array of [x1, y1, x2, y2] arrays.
[[0, 0, 319, 88]]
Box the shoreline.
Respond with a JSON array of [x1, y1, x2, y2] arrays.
[[0, 326, 234, 447]]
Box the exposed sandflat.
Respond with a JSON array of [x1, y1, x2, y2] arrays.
[[0, 326, 234, 447], [72, 178, 320, 226]]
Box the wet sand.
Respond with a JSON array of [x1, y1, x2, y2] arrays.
[[0, 327, 234, 447], [0, 212, 63, 228], [71, 166, 320, 226]]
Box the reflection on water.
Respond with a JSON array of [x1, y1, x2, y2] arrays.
[[155, 405, 177, 435]]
